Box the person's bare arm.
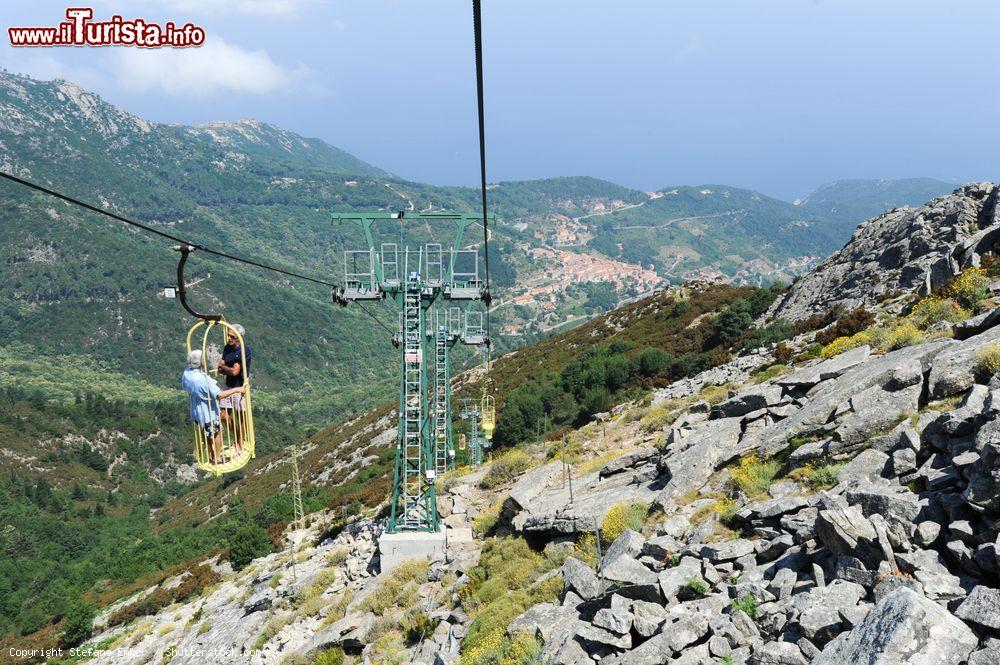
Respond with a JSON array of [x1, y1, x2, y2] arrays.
[[218, 361, 241, 377], [218, 386, 246, 399]]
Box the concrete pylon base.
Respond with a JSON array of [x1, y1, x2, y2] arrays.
[[378, 530, 447, 575]]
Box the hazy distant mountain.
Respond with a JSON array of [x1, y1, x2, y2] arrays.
[[795, 177, 956, 233]]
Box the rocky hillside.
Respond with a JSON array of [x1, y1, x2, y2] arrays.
[[50, 183, 1000, 664], [771, 182, 999, 321]]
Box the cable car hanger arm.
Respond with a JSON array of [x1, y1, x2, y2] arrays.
[[174, 244, 223, 322]]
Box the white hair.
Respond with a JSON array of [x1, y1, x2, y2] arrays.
[[187, 349, 203, 368], [231, 323, 245, 337]]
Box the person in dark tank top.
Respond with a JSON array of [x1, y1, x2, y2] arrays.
[[217, 323, 251, 454]]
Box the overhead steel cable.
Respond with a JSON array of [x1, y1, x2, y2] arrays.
[[356, 301, 396, 336], [472, 0, 493, 328], [0, 169, 340, 288]]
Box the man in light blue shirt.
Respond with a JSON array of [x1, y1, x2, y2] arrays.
[[182, 349, 245, 463]]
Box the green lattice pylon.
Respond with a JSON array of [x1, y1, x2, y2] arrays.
[[332, 212, 489, 533]]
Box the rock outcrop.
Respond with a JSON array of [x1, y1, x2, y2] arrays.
[[771, 182, 999, 321]]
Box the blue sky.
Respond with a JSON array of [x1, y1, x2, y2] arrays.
[[2, 0, 998, 199]]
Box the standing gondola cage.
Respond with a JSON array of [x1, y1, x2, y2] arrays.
[[174, 244, 256, 476], [481, 394, 496, 440], [186, 320, 256, 475]]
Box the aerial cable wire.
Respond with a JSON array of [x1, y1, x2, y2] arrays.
[[472, 0, 492, 316], [0, 169, 340, 288]]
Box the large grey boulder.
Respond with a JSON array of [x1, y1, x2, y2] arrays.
[[508, 460, 563, 511], [791, 580, 866, 641], [777, 345, 872, 389], [713, 385, 785, 418], [653, 417, 743, 508], [832, 383, 921, 449], [928, 324, 1000, 398], [630, 599, 668, 637], [751, 641, 809, 665], [747, 342, 949, 457], [658, 557, 703, 602], [963, 442, 1000, 512], [601, 553, 657, 587], [836, 450, 892, 486], [507, 602, 584, 661], [601, 529, 645, 568], [844, 483, 922, 542], [895, 550, 964, 601], [954, 585, 1000, 630], [606, 614, 709, 664], [561, 557, 601, 600], [700, 539, 755, 563], [814, 587, 977, 665], [815, 504, 884, 569]]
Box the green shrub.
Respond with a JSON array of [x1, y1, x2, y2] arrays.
[[815, 308, 876, 345], [360, 558, 429, 615], [402, 610, 440, 646], [751, 364, 789, 384], [460, 538, 560, 658], [731, 594, 758, 619], [313, 649, 345, 665], [107, 564, 221, 627], [685, 578, 708, 595], [820, 332, 872, 359], [61, 601, 95, 646], [228, 523, 273, 570], [480, 450, 532, 489], [601, 501, 649, 544], [197, 621, 212, 636]]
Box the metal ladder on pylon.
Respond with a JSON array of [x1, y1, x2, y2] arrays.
[[401, 278, 425, 528], [433, 314, 450, 475]]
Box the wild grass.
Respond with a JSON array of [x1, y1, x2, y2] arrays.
[[751, 364, 789, 384], [480, 450, 532, 490], [459, 538, 562, 663], [472, 494, 507, 536], [782, 457, 845, 491], [731, 594, 759, 620], [358, 558, 429, 616]]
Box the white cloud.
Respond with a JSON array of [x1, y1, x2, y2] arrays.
[[331, 20, 348, 31], [113, 37, 317, 96]]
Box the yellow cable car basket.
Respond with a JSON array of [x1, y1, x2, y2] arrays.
[[481, 394, 496, 440], [186, 320, 256, 476], [459, 433, 467, 451]]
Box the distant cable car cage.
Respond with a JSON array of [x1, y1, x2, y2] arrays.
[[186, 320, 256, 476], [481, 394, 496, 440]]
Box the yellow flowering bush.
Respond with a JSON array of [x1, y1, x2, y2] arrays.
[[600, 501, 649, 544], [730, 454, 781, 499], [886, 323, 924, 350], [977, 342, 1000, 377], [908, 296, 970, 329], [949, 267, 991, 310], [819, 331, 873, 359]]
